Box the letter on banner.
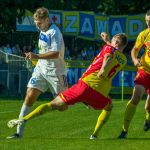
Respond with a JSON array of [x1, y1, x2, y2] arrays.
[[65, 16, 77, 32], [111, 21, 123, 34], [95, 15, 108, 40], [109, 17, 126, 37], [127, 15, 145, 39], [81, 18, 93, 34], [63, 11, 79, 35], [129, 20, 143, 35], [79, 12, 95, 39]]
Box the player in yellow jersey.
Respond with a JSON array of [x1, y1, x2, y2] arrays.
[[7, 33, 128, 139], [118, 10, 150, 139]]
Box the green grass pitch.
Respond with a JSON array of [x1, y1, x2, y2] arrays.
[[0, 99, 150, 150]]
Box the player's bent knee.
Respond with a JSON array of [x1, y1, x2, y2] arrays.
[[104, 103, 113, 111], [51, 96, 68, 111], [145, 105, 150, 112], [130, 98, 139, 105], [51, 103, 68, 111], [24, 95, 35, 106]]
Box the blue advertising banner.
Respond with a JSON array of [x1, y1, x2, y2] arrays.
[[17, 10, 146, 41]]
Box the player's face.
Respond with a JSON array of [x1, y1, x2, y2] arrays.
[[145, 15, 150, 28], [111, 37, 122, 50], [34, 18, 50, 32]]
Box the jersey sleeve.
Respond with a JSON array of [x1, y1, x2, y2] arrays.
[[134, 31, 145, 49], [102, 44, 114, 56]]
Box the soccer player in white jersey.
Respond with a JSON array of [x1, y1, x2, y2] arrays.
[[7, 7, 68, 139]]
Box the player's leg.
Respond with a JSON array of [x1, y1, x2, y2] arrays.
[[144, 94, 150, 131], [118, 84, 145, 139], [90, 103, 113, 140], [7, 71, 48, 139], [48, 74, 68, 98], [7, 96, 68, 128], [23, 96, 68, 121], [17, 88, 41, 133], [7, 88, 41, 139]]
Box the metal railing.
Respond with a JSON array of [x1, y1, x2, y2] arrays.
[[0, 49, 32, 96]]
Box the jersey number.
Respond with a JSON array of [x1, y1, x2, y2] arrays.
[[108, 64, 120, 78]]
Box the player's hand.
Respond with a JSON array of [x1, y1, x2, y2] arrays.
[[133, 59, 142, 67], [25, 52, 39, 60], [100, 32, 110, 44], [100, 32, 108, 38], [97, 69, 105, 78]]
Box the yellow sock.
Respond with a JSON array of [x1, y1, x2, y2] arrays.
[[122, 100, 136, 132], [23, 103, 52, 121], [146, 111, 150, 121], [92, 109, 111, 136]]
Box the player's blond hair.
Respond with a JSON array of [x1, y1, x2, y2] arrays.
[[113, 33, 128, 47], [33, 7, 49, 21]]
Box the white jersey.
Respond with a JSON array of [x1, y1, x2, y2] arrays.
[[28, 24, 68, 94], [36, 24, 67, 76]]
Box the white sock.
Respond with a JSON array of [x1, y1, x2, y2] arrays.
[[17, 103, 31, 136]]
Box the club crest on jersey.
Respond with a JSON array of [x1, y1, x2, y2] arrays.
[[115, 53, 125, 65], [39, 33, 48, 42]]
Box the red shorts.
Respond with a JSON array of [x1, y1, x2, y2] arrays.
[[59, 80, 112, 110], [134, 69, 150, 94]]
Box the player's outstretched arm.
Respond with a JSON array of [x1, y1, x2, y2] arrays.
[[100, 32, 111, 45], [131, 47, 142, 67], [97, 53, 112, 78]]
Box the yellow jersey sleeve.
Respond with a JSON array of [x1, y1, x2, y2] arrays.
[[136, 29, 150, 73]]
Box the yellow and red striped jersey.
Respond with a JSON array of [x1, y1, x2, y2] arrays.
[[80, 44, 127, 97], [135, 28, 150, 73]]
